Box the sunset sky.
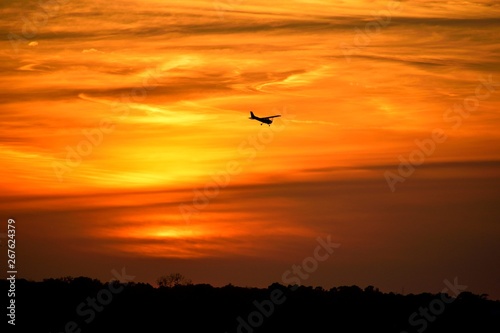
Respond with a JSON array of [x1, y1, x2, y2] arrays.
[[1, 0, 500, 299]]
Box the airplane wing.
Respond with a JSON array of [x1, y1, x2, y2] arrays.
[[263, 115, 281, 119]]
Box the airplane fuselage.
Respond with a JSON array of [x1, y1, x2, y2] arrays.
[[249, 111, 280, 126], [254, 116, 273, 125]]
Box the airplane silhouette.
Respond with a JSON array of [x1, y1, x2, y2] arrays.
[[249, 111, 281, 126]]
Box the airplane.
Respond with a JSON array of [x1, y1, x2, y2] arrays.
[[249, 111, 281, 126]]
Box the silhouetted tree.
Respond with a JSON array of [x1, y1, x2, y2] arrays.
[[156, 273, 192, 287], [3, 277, 499, 333]]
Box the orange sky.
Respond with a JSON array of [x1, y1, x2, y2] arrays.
[[1, 0, 500, 299]]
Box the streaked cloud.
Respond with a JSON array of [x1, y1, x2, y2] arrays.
[[1, 0, 499, 298]]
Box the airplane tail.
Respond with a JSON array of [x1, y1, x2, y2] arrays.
[[249, 111, 256, 119]]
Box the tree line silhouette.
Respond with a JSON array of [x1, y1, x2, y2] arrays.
[[2, 275, 499, 333]]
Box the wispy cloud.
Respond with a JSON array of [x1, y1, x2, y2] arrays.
[[1, 0, 499, 298]]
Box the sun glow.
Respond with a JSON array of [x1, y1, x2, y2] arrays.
[[1, 0, 500, 298]]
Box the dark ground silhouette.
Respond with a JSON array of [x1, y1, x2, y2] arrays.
[[3, 277, 500, 332]]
